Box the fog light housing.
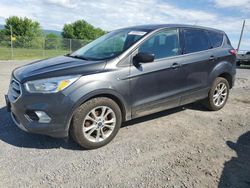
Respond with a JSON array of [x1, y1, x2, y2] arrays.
[[35, 111, 51, 123], [25, 110, 51, 123]]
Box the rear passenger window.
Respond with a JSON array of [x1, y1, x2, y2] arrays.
[[184, 29, 210, 54], [208, 32, 223, 48]]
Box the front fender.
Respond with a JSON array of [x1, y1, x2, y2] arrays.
[[63, 79, 131, 131]]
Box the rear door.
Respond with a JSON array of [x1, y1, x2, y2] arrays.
[[179, 28, 215, 104], [129, 29, 187, 118]]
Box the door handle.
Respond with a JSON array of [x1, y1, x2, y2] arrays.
[[209, 56, 215, 61], [171, 62, 181, 69]]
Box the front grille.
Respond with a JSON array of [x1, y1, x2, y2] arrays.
[[9, 79, 22, 101]]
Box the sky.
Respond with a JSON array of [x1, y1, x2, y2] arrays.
[[0, 0, 249, 50]]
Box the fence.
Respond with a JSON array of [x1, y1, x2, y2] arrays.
[[0, 35, 91, 60]]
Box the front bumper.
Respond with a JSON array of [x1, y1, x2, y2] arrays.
[[6, 87, 74, 138], [11, 112, 28, 132]]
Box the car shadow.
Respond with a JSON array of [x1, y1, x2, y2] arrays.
[[122, 106, 185, 127], [182, 101, 210, 112], [0, 102, 207, 150], [0, 105, 187, 150], [218, 131, 250, 188]]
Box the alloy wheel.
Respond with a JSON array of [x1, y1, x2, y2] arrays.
[[213, 82, 228, 107], [82, 106, 116, 143]]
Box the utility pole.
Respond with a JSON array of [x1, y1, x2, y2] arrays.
[[237, 19, 246, 52], [10, 25, 14, 60]]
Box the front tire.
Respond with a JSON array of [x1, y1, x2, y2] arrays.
[[204, 77, 229, 111], [71, 97, 122, 149]]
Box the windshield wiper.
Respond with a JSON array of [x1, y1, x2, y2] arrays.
[[65, 54, 91, 61]]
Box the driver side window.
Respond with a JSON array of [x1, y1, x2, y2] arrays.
[[138, 29, 180, 60]]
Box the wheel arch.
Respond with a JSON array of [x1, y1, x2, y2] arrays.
[[87, 93, 127, 122], [218, 72, 233, 88], [209, 61, 235, 89], [66, 89, 130, 134]]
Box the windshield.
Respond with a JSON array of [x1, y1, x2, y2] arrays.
[[70, 29, 149, 60]]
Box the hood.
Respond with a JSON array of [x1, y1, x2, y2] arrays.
[[13, 56, 107, 83]]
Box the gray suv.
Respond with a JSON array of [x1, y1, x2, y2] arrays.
[[5, 24, 236, 149]]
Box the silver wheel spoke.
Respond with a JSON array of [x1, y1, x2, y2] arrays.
[[100, 128, 107, 139], [215, 98, 219, 105], [96, 129, 100, 142], [220, 84, 226, 92], [213, 82, 228, 107], [104, 119, 115, 124], [213, 94, 219, 99], [83, 124, 96, 132], [104, 124, 115, 130], [83, 105, 116, 143], [87, 127, 97, 136], [213, 98, 217, 104], [85, 115, 97, 123], [90, 109, 98, 120], [221, 91, 227, 97], [100, 106, 107, 118], [104, 109, 112, 118]]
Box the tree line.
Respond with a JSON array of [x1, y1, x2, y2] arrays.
[[0, 16, 106, 50]]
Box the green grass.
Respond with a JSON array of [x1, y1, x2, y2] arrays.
[[0, 47, 69, 60]]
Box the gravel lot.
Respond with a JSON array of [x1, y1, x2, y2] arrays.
[[0, 61, 249, 188]]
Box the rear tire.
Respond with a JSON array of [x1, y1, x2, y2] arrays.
[[204, 77, 229, 111], [71, 97, 122, 149]]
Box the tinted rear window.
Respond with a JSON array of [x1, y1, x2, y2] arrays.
[[208, 31, 223, 48], [184, 29, 210, 54]]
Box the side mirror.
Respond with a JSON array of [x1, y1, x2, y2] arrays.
[[133, 52, 154, 64]]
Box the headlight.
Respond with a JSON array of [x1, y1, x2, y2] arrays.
[[24, 75, 80, 93]]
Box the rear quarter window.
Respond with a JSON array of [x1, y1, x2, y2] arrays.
[[183, 29, 210, 54], [208, 31, 224, 48], [225, 34, 232, 46]]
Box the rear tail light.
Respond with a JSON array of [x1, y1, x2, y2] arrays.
[[229, 49, 237, 55]]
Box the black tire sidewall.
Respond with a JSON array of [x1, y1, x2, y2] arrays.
[[72, 97, 122, 149]]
